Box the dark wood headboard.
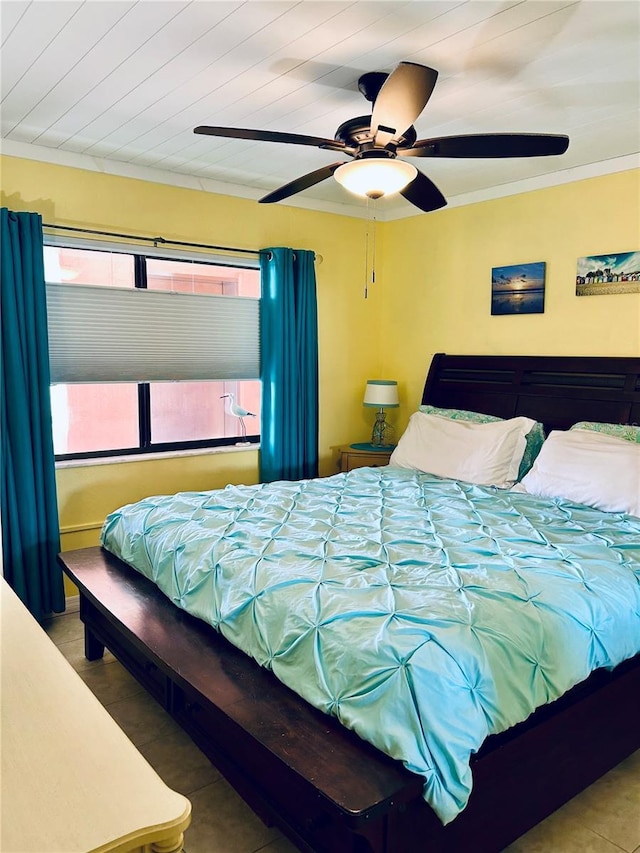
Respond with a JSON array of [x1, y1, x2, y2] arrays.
[[422, 354, 640, 433]]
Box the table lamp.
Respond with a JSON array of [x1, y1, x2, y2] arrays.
[[363, 380, 399, 446]]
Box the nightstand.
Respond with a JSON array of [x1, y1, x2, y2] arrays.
[[338, 443, 395, 472]]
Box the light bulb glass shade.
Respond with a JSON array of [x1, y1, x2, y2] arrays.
[[335, 159, 417, 199], [363, 380, 399, 408]]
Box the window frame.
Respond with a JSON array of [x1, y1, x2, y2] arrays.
[[46, 241, 261, 462]]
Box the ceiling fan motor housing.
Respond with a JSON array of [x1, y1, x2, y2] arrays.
[[334, 116, 418, 151]]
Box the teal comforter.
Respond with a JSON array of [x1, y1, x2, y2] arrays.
[[101, 467, 640, 824]]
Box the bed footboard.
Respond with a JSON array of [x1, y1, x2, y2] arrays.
[[60, 546, 640, 853]]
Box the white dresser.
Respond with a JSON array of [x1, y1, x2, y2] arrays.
[[0, 579, 191, 853]]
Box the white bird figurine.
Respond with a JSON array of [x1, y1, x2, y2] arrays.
[[220, 393, 255, 444]]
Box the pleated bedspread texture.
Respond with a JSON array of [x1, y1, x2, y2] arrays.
[[101, 467, 640, 824]]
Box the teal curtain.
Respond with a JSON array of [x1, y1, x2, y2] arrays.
[[1, 208, 65, 620], [260, 247, 319, 482]]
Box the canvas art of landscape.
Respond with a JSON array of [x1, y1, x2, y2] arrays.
[[491, 262, 546, 315], [576, 252, 640, 296]]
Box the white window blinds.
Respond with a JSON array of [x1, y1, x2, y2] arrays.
[[46, 283, 260, 384]]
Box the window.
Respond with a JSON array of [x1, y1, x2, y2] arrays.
[[44, 243, 261, 460]]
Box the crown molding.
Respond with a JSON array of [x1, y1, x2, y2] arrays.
[[2, 139, 638, 222], [382, 153, 640, 222]]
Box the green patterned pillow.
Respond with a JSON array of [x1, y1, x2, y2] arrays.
[[418, 405, 546, 480], [570, 421, 640, 443]]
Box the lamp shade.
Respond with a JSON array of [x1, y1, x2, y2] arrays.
[[363, 380, 399, 408], [335, 159, 417, 199]]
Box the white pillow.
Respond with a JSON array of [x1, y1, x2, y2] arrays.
[[520, 429, 640, 517], [388, 412, 536, 488]]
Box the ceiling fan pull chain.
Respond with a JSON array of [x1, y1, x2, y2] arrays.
[[364, 198, 370, 299], [364, 198, 377, 299], [371, 205, 377, 296]]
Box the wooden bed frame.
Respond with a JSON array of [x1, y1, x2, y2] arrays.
[[59, 354, 640, 853]]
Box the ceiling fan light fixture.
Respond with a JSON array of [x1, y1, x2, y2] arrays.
[[334, 158, 417, 199]]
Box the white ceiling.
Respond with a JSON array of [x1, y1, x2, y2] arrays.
[[1, 0, 639, 219]]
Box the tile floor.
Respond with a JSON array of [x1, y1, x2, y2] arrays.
[[43, 607, 639, 853]]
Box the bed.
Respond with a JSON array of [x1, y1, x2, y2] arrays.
[[59, 353, 640, 853]]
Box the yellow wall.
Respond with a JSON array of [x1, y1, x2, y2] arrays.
[[1, 156, 383, 567], [379, 169, 640, 425], [2, 156, 639, 576]]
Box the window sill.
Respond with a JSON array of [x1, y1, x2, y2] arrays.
[[55, 443, 260, 469]]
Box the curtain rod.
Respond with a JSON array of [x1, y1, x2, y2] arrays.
[[42, 223, 261, 257]]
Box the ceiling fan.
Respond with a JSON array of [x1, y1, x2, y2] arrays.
[[194, 61, 569, 213]]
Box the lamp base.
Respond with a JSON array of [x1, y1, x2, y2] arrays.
[[371, 409, 388, 446]]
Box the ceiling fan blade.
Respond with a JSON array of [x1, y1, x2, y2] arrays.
[[371, 62, 438, 147], [259, 162, 345, 204], [194, 125, 348, 153], [402, 133, 570, 158], [400, 171, 447, 213]]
